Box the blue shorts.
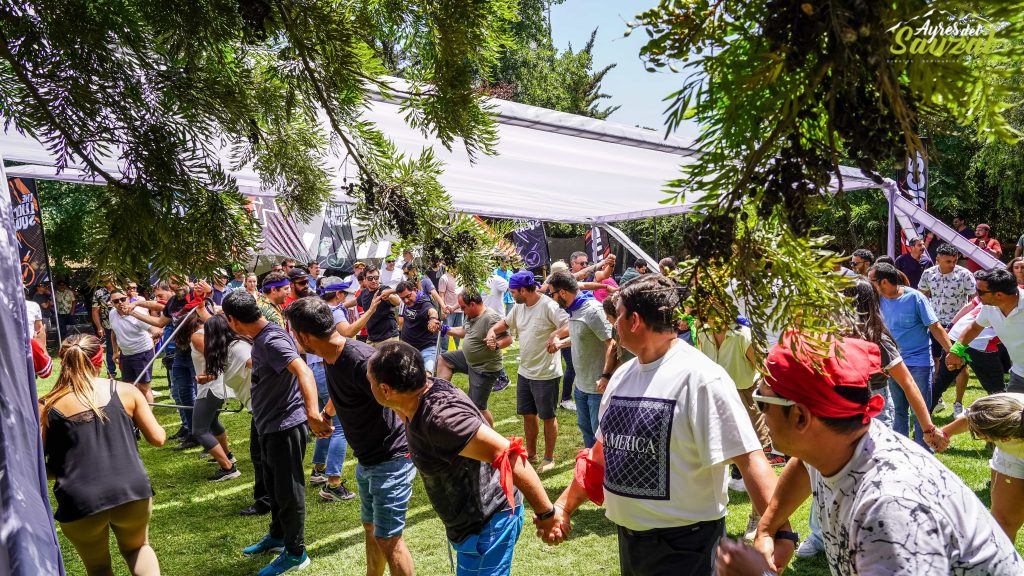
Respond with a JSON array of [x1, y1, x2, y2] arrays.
[[420, 345, 438, 373], [450, 506, 524, 576], [357, 455, 416, 538]]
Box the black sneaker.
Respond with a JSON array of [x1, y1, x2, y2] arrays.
[[239, 504, 271, 517], [319, 482, 356, 502], [492, 370, 511, 392], [170, 427, 188, 441], [209, 465, 241, 482], [173, 437, 200, 451]]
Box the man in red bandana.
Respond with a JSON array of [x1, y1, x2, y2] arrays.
[[717, 334, 1024, 576]]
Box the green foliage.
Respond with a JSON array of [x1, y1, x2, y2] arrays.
[[0, 0, 518, 282], [633, 1, 1024, 340]]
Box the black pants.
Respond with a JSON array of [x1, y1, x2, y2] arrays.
[[249, 418, 271, 512], [933, 348, 1007, 406], [561, 347, 575, 401], [262, 423, 308, 555], [617, 518, 725, 576]]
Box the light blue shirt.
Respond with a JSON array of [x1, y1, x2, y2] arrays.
[[879, 287, 938, 367], [495, 267, 513, 304]]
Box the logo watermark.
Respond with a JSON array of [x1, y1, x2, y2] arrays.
[[888, 9, 1004, 62]]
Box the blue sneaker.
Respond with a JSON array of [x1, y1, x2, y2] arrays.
[[243, 534, 285, 557], [257, 550, 310, 575]]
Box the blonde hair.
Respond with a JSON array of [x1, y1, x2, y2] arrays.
[[41, 334, 108, 422], [550, 260, 569, 274], [967, 395, 1024, 442]]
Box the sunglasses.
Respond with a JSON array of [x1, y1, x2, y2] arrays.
[[292, 278, 308, 286], [752, 388, 796, 411], [977, 288, 994, 296], [366, 275, 380, 281], [111, 297, 128, 304]]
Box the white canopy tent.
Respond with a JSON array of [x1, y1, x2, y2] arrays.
[[0, 93, 882, 224]]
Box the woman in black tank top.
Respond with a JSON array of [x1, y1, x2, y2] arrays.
[[40, 334, 166, 575]]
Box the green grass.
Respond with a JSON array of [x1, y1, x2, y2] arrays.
[[36, 351, 1024, 575]]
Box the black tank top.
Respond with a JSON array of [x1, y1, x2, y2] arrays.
[[45, 379, 154, 522]]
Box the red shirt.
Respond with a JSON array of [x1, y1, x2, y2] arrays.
[[965, 238, 1002, 272]]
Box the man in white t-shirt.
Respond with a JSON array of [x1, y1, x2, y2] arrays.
[[108, 289, 157, 401], [486, 271, 568, 474], [482, 269, 509, 315], [379, 255, 403, 290], [543, 275, 790, 576], [718, 335, 1023, 576], [947, 267, 1024, 394]]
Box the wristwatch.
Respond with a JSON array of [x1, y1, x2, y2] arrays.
[[600, 372, 612, 380], [774, 530, 800, 545], [534, 508, 556, 522]]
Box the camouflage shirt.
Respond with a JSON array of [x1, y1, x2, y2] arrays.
[[257, 294, 284, 327]]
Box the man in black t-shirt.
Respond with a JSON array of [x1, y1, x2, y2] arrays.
[[357, 265, 402, 348], [396, 280, 442, 374], [367, 341, 563, 576], [222, 291, 330, 574], [286, 298, 416, 576]]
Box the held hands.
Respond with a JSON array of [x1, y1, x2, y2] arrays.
[[545, 335, 560, 354], [307, 411, 334, 438], [196, 373, 214, 385], [596, 376, 609, 393], [427, 317, 442, 333], [946, 354, 965, 371], [534, 505, 571, 546], [485, 330, 498, 350], [924, 427, 950, 452], [718, 537, 776, 575]]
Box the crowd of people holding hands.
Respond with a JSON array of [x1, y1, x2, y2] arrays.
[[32, 229, 1024, 575]]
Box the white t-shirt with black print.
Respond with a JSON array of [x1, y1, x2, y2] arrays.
[[917, 264, 976, 325], [597, 340, 762, 531], [808, 420, 1023, 576]]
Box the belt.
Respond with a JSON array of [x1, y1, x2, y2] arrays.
[[619, 518, 722, 538]]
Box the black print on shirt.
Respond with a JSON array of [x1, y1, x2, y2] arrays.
[[601, 396, 674, 500]]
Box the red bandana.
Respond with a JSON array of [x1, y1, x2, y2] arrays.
[[90, 345, 105, 368], [490, 437, 528, 512], [764, 333, 885, 424]]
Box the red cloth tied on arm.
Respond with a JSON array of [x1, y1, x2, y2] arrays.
[[765, 333, 885, 424], [574, 448, 604, 505], [490, 436, 528, 512], [32, 339, 52, 378], [183, 290, 206, 311]]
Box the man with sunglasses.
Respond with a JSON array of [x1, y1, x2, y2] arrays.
[[108, 288, 157, 402], [286, 268, 314, 307], [357, 265, 402, 349], [543, 275, 787, 576], [947, 267, 1024, 394], [718, 335, 1023, 576]]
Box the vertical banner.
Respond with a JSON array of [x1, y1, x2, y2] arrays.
[[510, 220, 549, 271], [315, 202, 358, 269], [8, 177, 50, 292], [585, 226, 609, 264], [895, 138, 928, 254]]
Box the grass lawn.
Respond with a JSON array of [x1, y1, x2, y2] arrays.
[[36, 348, 1024, 575]]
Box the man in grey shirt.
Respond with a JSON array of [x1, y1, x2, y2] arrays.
[[436, 287, 512, 426], [547, 270, 614, 448]]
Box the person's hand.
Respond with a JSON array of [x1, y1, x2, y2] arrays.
[[925, 428, 950, 452], [444, 305, 453, 315], [946, 353, 964, 371], [95, 326, 104, 339], [535, 506, 571, 545], [485, 330, 498, 350], [546, 335, 560, 354], [596, 376, 609, 393], [196, 373, 214, 385], [197, 279, 213, 296], [366, 292, 384, 313], [307, 411, 333, 438], [115, 352, 122, 368], [427, 317, 442, 333], [718, 537, 775, 575]]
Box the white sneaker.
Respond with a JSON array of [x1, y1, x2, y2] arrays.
[[559, 399, 576, 411], [953, 401, 965, 419], [728, 478, 747, 493], [932, 399, 947, 416], [743, 513, 759, 544], [795, 536, 824, 558]]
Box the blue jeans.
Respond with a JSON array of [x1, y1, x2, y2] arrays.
[[357, 455, 417, 538], [888, 364, 932, 450], [874, 385, 893, 429], [311, 362, 347, 477], [442, 312, 464, 351], [420, 346, 438, 374], [574, 387, 602, 448], [450, 506, 524, 576], [170, 352, 196, 432]]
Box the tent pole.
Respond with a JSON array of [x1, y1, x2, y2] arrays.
[[653, 216, 659, 262]]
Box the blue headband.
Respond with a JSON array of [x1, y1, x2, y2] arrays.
[[317, 281, 352, 295], [263, 278, 290, 292]]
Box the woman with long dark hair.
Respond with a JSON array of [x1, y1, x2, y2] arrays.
[[41, 334, 165, 575], [190, 313, 241, 481]]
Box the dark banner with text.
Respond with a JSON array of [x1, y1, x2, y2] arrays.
[[8, 177, 49, 292]]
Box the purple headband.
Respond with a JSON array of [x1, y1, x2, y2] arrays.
[[317, 281, 352, 295], [263, 278, 290, 292]]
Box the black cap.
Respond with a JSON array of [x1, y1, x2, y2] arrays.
[[287, 268, 308, 280]]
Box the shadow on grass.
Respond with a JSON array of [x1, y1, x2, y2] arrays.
[[566, 507, 617, 538]]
